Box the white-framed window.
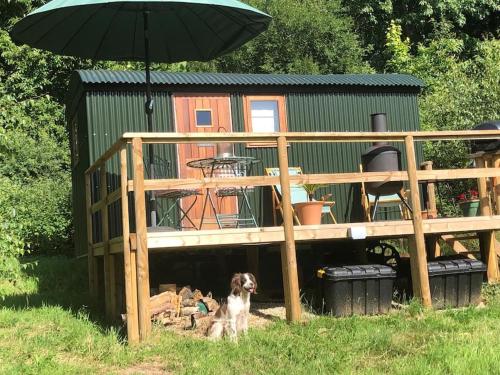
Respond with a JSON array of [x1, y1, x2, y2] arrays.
[[243, 95, 287, 147]]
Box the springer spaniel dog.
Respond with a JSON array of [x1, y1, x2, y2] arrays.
[[207, 273, 257, 341]]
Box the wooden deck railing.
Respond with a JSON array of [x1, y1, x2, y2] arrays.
[[84, 130, 500, 343]]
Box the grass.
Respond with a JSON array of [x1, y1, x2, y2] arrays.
[[1, 256, 500, 374]]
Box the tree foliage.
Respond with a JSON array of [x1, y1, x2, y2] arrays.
[[0, 0, 499, 265], [386, 23, 500, 213], [190, 0, 372, 74], [343, 0, 500, 68]]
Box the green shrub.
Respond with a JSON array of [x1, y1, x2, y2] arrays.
[[0, 179, 27, 279]]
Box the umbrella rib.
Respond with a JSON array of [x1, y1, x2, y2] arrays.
[[131, 11, 139, 60], [29, 7, 82, 47], [59, 4, 106, 55], [174, 4, 204, 60], [92, 3, 125, 60]]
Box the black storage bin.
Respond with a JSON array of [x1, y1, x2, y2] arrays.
[[428, 259, 485, 308], [316, 265, 396, 316], [396, 258, 485, 308]]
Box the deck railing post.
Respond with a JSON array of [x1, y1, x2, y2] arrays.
[[475, 155, 499, 283], [494, 155, 500, 215], [420, 161, 440, 259], [277, 135, 301, 322], [100, 163, 116, 320], [120, 145, 140, 344], [85, 172, 98, 299], [132, 137, 152, 340], [404, 136, 432, 307]]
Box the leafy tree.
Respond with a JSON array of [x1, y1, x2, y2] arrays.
[[343, 0, 500, 68], [386, 23, 500, 213], [189, 0, 372, 74]]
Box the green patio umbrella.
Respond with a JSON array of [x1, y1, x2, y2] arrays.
[[11, 0, 271, 226]]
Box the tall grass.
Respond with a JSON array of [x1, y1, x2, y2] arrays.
[[1, 256, 500, 374]]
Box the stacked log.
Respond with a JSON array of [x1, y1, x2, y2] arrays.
[[147, 285, 219, 327]]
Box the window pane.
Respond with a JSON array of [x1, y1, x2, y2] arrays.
[[195, 110, 212, 126], [250, 100, 279, 132]]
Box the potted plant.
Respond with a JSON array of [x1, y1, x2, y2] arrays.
[[293, 184, 327, 225], [457, 189, 480, 217]]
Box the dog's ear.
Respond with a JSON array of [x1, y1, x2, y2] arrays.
[[230, 273, 242, 295], [248, 273, 258, 294]]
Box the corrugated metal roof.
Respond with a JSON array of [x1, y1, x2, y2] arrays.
[[75, 70, 424, 88]]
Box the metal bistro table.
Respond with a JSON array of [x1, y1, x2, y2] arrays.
[[187, 156, 261, 229]]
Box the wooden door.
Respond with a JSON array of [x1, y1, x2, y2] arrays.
[[174, 94, 237, 229]]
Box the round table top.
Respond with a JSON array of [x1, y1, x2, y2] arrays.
[[187, 155, 261, 169]]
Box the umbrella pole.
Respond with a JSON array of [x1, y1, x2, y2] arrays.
[[144, 10, 157, 227]]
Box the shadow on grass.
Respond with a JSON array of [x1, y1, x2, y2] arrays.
[[0, 255, 126, 340]]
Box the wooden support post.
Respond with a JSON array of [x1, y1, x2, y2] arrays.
[[100, 164, 116, 320], [85, 173, 98, 299], [404, 136, 432, 307], [475, 156, 499, 283], [277, 136, 301, 322], [132, 138, 151, 340], [120, 146, 139, 344], [475, 157, 492, 216], [493, 155, 500, 215], [246, 246, 260, 283], [420, 161, 438, 218]]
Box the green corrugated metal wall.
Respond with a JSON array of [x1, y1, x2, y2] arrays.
[[72, 86, 421, 255], [231, 91, 422, 226]]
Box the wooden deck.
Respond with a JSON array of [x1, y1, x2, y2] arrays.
[[84, 130, 500, 344], [91, 216, 500, 255]]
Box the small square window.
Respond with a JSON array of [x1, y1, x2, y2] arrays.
[[195, 109, 212, 127]]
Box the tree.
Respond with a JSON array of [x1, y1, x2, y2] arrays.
[[189, 0, 372, 74], [386, 23, 500, 213], [343, 0, 500, 69]]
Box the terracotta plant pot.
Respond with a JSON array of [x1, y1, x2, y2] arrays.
[[294, 201, 324, 225], [459, 200, 480, 217]]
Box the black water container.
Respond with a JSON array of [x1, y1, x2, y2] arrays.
[[316, 264, 396, 316], [470, 120, 500, 153], [361, 113, 403, 196]]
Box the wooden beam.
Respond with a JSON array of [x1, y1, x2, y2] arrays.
[[121, 130, 500, 144], [277, 136, 301, 322], [90, 188, 121, 214], [130, 168, 500, 193], [405, 136, 432, 307], [475, 156, 499, 283], [440, 235, 476, 260], [124, 216, 500, 251], [132, 137, 151, 340], [86, 138, 126, 175], [100, 164, 116, 320], [494, 155, 500, 215], [420, 161, 438, 218], [475, 157, 492, 217], [246, 246, 260, 284], [85, 173, 98, 299], [120, 146, 139, 344], [479, 231, 499, 283]]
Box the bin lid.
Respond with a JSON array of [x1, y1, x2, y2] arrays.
[[317, 264, 396, 281], [427, 259, 486, 276]]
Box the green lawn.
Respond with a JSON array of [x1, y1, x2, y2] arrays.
[[1, 256, 500, 375]]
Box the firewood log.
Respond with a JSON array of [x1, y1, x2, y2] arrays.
[[181, 306, 199, 316], [178, 286, 193, 301], [150, 291, 176, 311], [150, 302, 175, 317]]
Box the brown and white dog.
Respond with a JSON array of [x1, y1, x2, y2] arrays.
[[207, 273, 257, 341]]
